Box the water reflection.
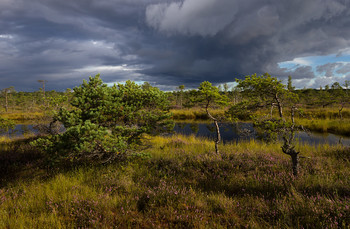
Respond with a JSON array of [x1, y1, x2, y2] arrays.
[[173, 122, 255, 143], [2, 124, 38, 137], [1, 122, 349, 146], [173, 122, 350, 146], [0, 123, 63, 137]]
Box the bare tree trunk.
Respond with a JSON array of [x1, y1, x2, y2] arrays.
[[275, 93, 283, 118], [277, 104, 283, 118], [339, 103, 344, 120], [291, 154, 299, 176], [291, 106, 295, 124], [213, 119, 221, 154], [270, 104, 274, 118], [281, 106, 300, 176], [206, 101, 221, 154]]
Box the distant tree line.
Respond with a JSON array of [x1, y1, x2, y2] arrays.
[[167, 79, 350, 111]]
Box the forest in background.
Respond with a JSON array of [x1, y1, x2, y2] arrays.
[[1, 76, 349, 120]]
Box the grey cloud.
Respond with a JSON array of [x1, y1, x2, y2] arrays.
[[0, 0, 154, 90], [312, 75, 349, 89], [289, 66, 316, 80], [143, 0, 350, 88], [266, 64, 316, 81], [1, 0, 350, 91], [316, 63, 344, 77], [146, 0, 239, 36], [336, 63, 350, 74]]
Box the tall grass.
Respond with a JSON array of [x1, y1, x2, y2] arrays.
[[0, 135, 349, 228], [297, 119, 350, 136]]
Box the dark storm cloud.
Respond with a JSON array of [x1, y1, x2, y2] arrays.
[[143, 0, 350, 87], [0, 0, 155, 90], [0, 0, 350, 91]]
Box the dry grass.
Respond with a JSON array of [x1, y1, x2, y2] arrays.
[[0, 134, 349, 228]]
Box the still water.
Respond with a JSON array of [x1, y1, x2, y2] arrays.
[[2, 123, 349, 146], [173, 122, 350, 146]]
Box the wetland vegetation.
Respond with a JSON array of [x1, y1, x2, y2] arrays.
[[0, 74, 349, 228]]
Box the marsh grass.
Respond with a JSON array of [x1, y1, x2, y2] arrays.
[[300, 107, 350, 120], [171, 107, 350, 120], [0, 135, 349, 228], [297, 119, 350, 136], [171, 108, 226, 120], [0, 112, 45, 121]]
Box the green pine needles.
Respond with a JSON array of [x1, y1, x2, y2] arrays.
[[32, 75, 174, 165]]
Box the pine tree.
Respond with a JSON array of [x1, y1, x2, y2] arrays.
[[32, 75, 174, 165]]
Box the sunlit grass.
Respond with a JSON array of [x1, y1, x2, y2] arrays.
[[0, 134, 349, 228], [0, 136, 11, 143], [296, 118, 350, 136], [171, 108, 226, 120], [300, 107, 350, 120], [0, 112, 45, 121], [0, 134, 36, 143]]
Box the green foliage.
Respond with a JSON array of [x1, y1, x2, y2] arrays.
[[1, 86, 15, 112], [236, 73, 298, 110], [0, 117, 15, 135], [197, 81, 229, 108], [32, 75, 174, 165], [229, 73, 303, 175], [253, 118, 293, 142], [182, 89, 198, 108], [226, 101, 254, 122], [227, 73, 299, 124], [178, 85, 185, 91], [287, 75, 295, 91], [196, 81, 229, 153], [223, 83, 229, 93]]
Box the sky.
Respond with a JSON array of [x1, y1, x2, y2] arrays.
[[1, 0, 350, 91]]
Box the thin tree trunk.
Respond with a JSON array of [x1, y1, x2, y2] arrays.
[[5, 91, 8, 112], [206, 101, 221, 154], [213, 119, 220, 154], [339, 103, 344, 120], [291, 106, 295, 124], [281, 106, 300, 176], [270, 104, 274, 118], [275, 93, 283, 118], [291, 154, 299, 176]]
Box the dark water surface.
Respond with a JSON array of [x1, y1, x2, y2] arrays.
[[1, 123, 349, 146], [173, 122, 350, 146], [2, 124, 38, 137]]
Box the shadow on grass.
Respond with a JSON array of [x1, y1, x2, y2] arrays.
[[0, 137, 141, 188], [0, 137, 45, 187]]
